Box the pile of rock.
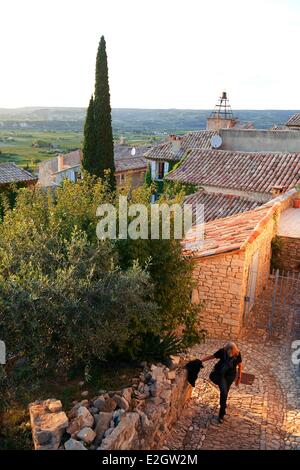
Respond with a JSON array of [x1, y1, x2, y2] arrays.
[[64, 387, 133, 450], [29, 399, 69, 450], [29, 356, 192, 450]]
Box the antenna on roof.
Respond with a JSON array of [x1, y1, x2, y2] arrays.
[[209, 91, 234, 120], [211, 135, 222, 149]]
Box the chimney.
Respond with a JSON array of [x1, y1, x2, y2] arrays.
[[169, 135, 182, 154], [57, 154, 64, 172], [271, 185, 285, 196]]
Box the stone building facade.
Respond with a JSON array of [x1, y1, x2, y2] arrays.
[[187, 190, 299, 339], [277, 237, 300, 273]]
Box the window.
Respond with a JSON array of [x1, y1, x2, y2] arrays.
[[157, 162, 164, 180]]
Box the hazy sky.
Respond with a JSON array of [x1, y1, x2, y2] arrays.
[[1, 0, 299, 109]]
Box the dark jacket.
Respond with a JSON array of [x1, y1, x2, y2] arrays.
[[185, 359, 204, 387]]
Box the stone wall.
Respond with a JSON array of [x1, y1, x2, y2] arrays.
[[278, 236, 300, 272], [219, 128, 300, 153], [116, 169, 146, 189], [192, 206, 276, 340], [191, 190, 300, 340], [192, 252, 246, 339], [241, 213, 275, 306], [29, 359, 192, 450]]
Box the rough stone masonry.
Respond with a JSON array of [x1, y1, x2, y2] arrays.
[[29, 357, 193, 450]]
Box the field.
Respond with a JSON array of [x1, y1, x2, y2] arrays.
[[0, 130, 83, 171], [0, 129, 160, 173], [1, 107, 299, 173]]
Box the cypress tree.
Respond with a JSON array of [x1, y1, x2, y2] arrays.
[[94, 36, 116, 190], [82, 36, 116, 190], [82, 95, 97, 174]]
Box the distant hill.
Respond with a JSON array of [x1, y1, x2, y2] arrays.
[[0, 107, 299, 133]]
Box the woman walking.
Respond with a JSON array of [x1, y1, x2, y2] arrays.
[[201, 342, 243, 423]]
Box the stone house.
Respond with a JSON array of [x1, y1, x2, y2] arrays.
[[144, 131, 218, 183], [184, 189, 300, 339], [38, 145, 150, 189], [38, 150, 82, 187], [277, 203, 300, 272], [166, 149, 300, 203], [144, 92, 257, 186], [115, 156, 147, 188]]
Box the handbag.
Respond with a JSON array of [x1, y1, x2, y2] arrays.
[[209, 368, 220, 385]]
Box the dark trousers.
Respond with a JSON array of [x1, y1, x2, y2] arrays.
[[218, 374, 235, 418]]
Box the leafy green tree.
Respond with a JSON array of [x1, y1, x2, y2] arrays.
[[0, 178, 204, 373], [116, 188, 205, 348], [0, 182, 159, 373]]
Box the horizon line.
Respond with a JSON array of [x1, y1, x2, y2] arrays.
[[1, 106, 300, 112]]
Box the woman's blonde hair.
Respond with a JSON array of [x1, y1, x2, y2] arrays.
[[224, 342, 239, 356]]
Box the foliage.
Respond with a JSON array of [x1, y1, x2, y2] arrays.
[[135, 333, 185, 362], [82, 36, 116, 191], [82, 95, 97, 175], [116, 187, 205, 349], [144, 163, 152, 187], [0, 175, 204, 375], [271, 235, 283, 271], [163, 179, 198, 198], [0, 183, 20, 220], [0, 180, 159, 374]]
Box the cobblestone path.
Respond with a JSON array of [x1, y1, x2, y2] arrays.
[[164, 309, 300, 450]]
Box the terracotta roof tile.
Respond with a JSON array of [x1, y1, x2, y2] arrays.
[[285, 113, 300, 128], [144, 130, 218, 162], [115, 156, 147, 172], [184, 190, 260, 222], [114, 144, 151, 160], [0, 162, 37, 185], [183, 205, 273, 258], [167, 149, 300, 195]]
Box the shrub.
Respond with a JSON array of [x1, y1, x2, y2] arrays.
[[116, 187, 205, 349], [0, 227, 159, 373], [0, 175, 204, 373], [271, 235, 283, 272], [0, 179, 159, 373]]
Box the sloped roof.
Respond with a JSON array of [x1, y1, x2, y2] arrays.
[[183, 205, 272, 258], [183, 188, 299, 259], [184, 190, 260, 223], [144, 130, 218, 162], [39, 146, 150, 174], [115, 156, 147, 173], [167, 149, 300, 195], [0, 162, 37, 185], [40, 149, 82, 175], [114, 144, 151, 160], [285, 113, 300, 128]]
